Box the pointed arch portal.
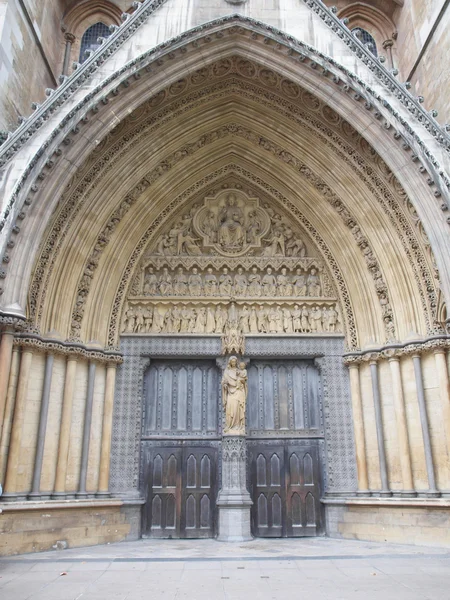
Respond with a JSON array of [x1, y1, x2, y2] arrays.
[[0, 7, 449, 554]]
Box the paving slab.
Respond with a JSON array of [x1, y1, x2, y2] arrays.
[[1, 537, 449, 599]]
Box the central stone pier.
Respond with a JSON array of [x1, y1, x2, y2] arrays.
[[216, 435, 253, 542]]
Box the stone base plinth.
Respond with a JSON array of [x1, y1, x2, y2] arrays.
[[216, 435, 253, 542], [217, 504, 253, 542]]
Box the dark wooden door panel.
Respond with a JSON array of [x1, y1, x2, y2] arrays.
[[180, 447, 217, 538], [141, 443, 218, 539], [250, 442, 323, 538]]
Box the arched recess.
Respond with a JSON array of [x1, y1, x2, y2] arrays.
[[62, 0, 122, 69], [0, 21, 447, 352], [337, 3, 398, 67]]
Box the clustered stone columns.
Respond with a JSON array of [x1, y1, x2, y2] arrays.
[[345, 338, 450, 498], [0, 334, 122, 501]]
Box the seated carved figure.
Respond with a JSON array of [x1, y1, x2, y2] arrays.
[[262, 267, 277, 296], [173, 267, 188, 296], [307, 268, 321, 297], [218, 194, 245, 250], [188, 268, 203, 296], [204, 268, 218, 296], [234, 268, 248, 296], [219, 268, 233, 296], [248, 267, 262, 296]]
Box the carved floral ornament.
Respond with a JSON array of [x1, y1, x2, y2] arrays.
[[23, 58, 442, 349], [343, 336, 450, 365]]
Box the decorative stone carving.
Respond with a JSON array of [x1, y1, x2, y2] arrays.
[[222, 356, 247, 435], [120, 300, 341, 336]]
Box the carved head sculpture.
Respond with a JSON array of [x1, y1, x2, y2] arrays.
[[310, 268, 317, 275], [281, 267, 287, 275], [228, 356, 238, 368], [207, 267, 213, 274], [296, 268, 302, 275], [148, 267, 154, 274], [252, 266, 258, 274], [178, 267, 183, 274], [192, 267, 198, 275], [237, 267, 243, 274], [227, 193, 237, 206], [267, 267, 272, 274], [223, 267, 229, 274]]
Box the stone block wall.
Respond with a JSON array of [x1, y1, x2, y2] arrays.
[[326, 502, 450, 548], [0, 501, 140, 556]]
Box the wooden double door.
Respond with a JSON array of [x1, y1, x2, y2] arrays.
[[140, 358, 324, 539], [141, 443, 218, 538], [248, 441, 323, 537]]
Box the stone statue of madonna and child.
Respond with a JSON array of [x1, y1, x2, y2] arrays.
[[221, 356, 248, 435]]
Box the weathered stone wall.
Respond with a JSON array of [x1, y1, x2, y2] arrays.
[[326, 502, 450, 548], [0, 501, 140, 556]]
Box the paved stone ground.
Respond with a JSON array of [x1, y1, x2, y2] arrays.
[[1, 537, 450, 600]]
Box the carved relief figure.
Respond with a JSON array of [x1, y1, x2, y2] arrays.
[[194, 307, 206, 333], [202, 210, 217, 242], [262, 267, 277, 296], [293, 268, 307, 297], [292, 305, 301, 332], [159, 268, 173, 296], [307, 268, 321, 297], [135, 306, 145, 333], [222, 356, 247, 434], [257, 305, 268, 333], [283, 307, 293, 333], [239, 305, 250, 334], [143, 267, 158, 295], [310, 306, 322, 332], [219, 267, 233, 296], [151, 309, 164, 333], [143, 306, 153, 332], [249, 306, 258, 333], [234, 267, 248, 297], [204, 268, 218, 296], [285, 228, 306, 257], [188, 267, 203, 296], [218, 194, 245, 250], [173, 267, 188, 295], [301, 305, 310, 332], [246, 211, 261, 243], [123, 305, 136, 333], [215, 305, 228, 333], [277, 267, 292, 296], [248, 267, 262, 296], [206, 306, 216, 333]]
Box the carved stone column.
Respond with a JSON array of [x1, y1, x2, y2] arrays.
[[412, 353, 440, 496], [434, 348, 450, 458], [216, 436, 253, 542], [2, 348, 33, 499], [369, 359, 391, 496], [347, 363, 369, 494], [97, 363, 117, 496], [388, 355, 415, 496], [77, 360, 96, 497], [0, 346, 20, 482], [53, 356, 78, 496], [0, 327, 15, 439]]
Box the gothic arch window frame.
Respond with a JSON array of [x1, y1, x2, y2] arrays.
[[61, 1, 123, 72], [78, 22, 113, 64], [337, 3, 397, 66]]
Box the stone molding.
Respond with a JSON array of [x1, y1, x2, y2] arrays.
[[12, 333, 123, 364], [343, 335, 450, 365], [21, 64, 438, 347], [1, 13, 448, 258]]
